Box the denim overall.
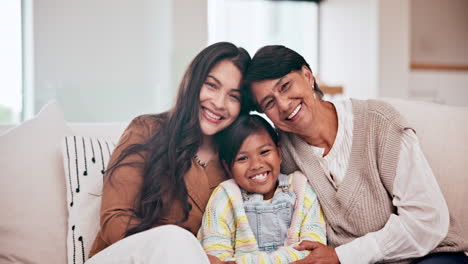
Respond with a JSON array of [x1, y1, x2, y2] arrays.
[[242, 173, 296, 252]]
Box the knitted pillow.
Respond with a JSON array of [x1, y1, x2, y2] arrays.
[[62, 136, 115, 264]]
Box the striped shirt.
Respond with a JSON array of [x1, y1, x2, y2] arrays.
[[198, 171, 326, 264]]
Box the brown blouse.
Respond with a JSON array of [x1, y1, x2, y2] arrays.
[[88, 114, 228, 257]]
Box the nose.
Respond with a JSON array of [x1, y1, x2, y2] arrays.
[[276, 96, 290, 113], [212, 90, 226, 110], [249, 155, 264, 171]]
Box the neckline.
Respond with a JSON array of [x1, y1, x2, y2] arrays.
[[307, 101, 344, 160], [283, 99, 368, 214], [193, 154, 207, 168]]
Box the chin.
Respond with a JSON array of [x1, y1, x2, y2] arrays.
[[200, 126, 222, 136]]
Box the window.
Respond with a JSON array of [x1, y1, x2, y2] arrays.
[[0, 0, 22, 123], [208, 0, 319, 71]]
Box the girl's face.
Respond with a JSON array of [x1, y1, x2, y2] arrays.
[[199, 60, 242, 136], [230, 129, 282, 200]]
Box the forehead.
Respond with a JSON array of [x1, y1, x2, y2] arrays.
[[208, 60, 242, 81], [239, 129, 274, 151], [250, 78, 278, 103], [250, 71, 297, 98]]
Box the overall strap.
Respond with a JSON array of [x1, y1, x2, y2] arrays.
[[278, 173, 290, 192]]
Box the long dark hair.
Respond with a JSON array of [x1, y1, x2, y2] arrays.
[[215, 114, 279, 170], [107, 42, 250, 237], [243, 45, 323, 112]]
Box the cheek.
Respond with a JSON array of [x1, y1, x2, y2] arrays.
[[268, 155, 281, 168], [265, 111, 287, 129], [231, 165, 246, 181], [227, 100, 241, 118], [199, 87, 208, 102]]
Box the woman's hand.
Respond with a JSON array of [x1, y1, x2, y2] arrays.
[[207, 254, 236, 264], [290, 241, 340, 264]]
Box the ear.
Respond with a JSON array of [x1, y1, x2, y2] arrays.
[[301, 65, 314, 86], [221, 160, 233, 178]]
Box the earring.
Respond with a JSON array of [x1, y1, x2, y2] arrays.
[[313, 93, 317, 100]]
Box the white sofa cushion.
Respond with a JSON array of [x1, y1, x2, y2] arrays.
[[0, 102, 71, 264], [384, 98, 468, 241], [62, 136, 116, 264]]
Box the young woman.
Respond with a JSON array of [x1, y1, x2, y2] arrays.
[[198, 114, 326, 263], [86, 42, 251, 264]]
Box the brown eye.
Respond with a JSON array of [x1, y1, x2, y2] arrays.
[[205, 82, 217, 89], [280, 82, 289, 92], [230, 93, 241, 101], [264, 99, 274, 111], [260, 149, 271, 155], [236, 156, 248, 162]]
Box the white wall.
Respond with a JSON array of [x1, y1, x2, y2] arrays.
[[172, 0, 208, 88], [320, 0, 467, 107], [27, 0, 468, 122], [377, 0, 410, 99], [319, 0, 379, 99], [408, 0, 468, 106], [411, 0, 468, 65], [29, 0, 208, 122]]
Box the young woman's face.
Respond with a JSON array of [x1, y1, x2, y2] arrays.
[[250, 66, 317, 136], [199, 60, 243, 136], [230, 129, 281, 200]]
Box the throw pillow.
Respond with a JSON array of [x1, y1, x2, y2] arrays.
[[62, 135, 115, 264], [0, 102, 72, 264]]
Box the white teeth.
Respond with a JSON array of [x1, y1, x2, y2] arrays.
[[251, 173, 267, 180], [204, 108, 222, 120], [287, 104, 302, 120]]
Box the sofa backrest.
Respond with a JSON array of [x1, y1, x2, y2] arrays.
[[384, 98, 468, 241], [1, 123, 127, 142]]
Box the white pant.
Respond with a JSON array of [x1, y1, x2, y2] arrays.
[[86, 225, 210, 264]]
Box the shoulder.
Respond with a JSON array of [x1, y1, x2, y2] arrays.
[[129, 112, 169, 135], [209, 180, 241, 202], [119, 112, 169, 145], [289, 171, 307, 188], [218, 180, 243, 202], [289, 171, 317, 199], [353, 99, 410, 130], [206, 180, 243, 214], [355, 99, 404, 122]]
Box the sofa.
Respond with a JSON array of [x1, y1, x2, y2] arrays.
[[0, 99, 466, 264]]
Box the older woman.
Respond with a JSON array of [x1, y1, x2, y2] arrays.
[[243, 45, 467, 264]]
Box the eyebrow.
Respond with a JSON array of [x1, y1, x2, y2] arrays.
[[258, 76, 287, 108], [237, 143, 273, 155], [207, 74, 241, 93], [206, 75, 221, 85]]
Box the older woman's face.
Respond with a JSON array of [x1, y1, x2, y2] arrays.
[[250, 66, 317, 135]]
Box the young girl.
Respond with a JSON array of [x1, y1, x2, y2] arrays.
[[198, 114, 326, 264]]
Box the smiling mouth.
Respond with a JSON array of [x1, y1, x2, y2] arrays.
[[248, 171, 270, 183], [286, 104, 302, 120], [203, 107, 224, 122]]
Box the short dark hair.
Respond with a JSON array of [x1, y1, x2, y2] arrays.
[[215, 114, 279, 170], [243, 45, 323, 112]]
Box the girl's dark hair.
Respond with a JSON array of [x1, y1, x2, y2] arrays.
[[215, 114, 279, 169], [243, 45, 323, 112], [107, 42, 251, 237]]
